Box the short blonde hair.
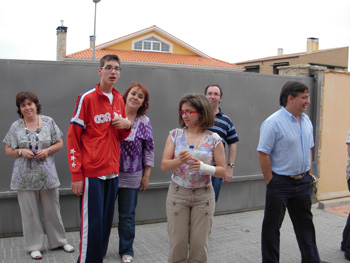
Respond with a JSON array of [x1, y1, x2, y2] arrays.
[[178, 93, 214, 128]]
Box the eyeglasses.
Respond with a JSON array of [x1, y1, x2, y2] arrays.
[[301, 95, 311, 101], [101, 66, 121, 72], [179, 110, 198, 117], [206, 92, 221, 97]]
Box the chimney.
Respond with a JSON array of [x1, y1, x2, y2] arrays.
[[90, 36, 94, 49], [56, 20, 68, 61], [278, 48, 283, 56], [307, 37, 319, 53]]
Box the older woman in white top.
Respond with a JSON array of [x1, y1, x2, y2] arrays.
[[3, 91, 74, 260]]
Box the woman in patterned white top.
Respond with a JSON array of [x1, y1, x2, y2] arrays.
[[117, 82, 154, 263], [161, 93, 226, 263], [3, 91, 74, 260]]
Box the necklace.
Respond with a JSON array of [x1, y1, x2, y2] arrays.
[[23, 115, 41, 155], [185, 129, 206, 149]]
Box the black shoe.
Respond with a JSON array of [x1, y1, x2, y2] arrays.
[[345, 252, 350, 261]]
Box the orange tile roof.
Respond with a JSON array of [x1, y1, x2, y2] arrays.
[[65, 49, 244, 70]]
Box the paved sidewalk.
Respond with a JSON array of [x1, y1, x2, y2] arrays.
[[0, 206, 349, 263]]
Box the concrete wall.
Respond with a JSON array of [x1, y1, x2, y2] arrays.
[[0, 59, 314, 237], [316, 70, 350, 200], [279, 64, 350, 201]]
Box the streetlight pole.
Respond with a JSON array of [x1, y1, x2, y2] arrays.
[[92, 0, 101, 62]]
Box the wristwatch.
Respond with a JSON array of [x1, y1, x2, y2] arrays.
[[18, 149, 22, 157], [228, 163, 235, 168]]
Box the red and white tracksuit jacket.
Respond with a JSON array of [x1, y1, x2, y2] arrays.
[[66, 83, 131, 182]]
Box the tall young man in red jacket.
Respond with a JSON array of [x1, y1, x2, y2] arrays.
[[67, 54, 131, 263]]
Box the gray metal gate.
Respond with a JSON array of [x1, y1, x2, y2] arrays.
[[0, 59, 315, 236]]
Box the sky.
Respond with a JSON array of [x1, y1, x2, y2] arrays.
[[0, 0, 349, 66]]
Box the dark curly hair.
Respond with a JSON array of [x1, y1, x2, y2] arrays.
[[16, 91, 42, 118]]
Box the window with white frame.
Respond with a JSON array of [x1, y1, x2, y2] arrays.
[[134, 37, 170, 53]]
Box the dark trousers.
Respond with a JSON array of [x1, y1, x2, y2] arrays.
[[117, 188, 139, 257], [211, 176, 222, 203], [261, 173, 320, 263], [77, 177, 119, 263], [341, 179, 350, 259]]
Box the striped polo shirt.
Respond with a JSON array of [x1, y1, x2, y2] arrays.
[[207, 108, 239, 147]]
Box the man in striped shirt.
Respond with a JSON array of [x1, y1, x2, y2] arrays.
[[205, 84, 239, 202]]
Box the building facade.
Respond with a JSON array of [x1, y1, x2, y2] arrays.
[[236, 38, 348, 74], [60, 25, 244, 71]]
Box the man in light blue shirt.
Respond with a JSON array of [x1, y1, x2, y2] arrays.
[[257, 81, 321, 263]]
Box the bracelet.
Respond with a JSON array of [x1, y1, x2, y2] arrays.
[[228, 163, 235, 168], [18, 149, 22, 157], [48, 147, 51, 156]]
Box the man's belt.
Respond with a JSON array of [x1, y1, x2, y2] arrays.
[[289, 172, 307, 180]]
